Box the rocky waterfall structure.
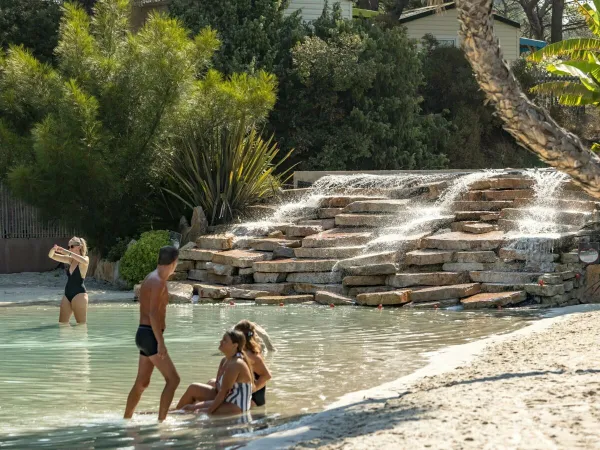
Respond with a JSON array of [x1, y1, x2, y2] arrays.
[[136, 170, 600, 309]]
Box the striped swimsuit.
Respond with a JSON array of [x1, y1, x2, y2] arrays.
[[219, 355, 253, 412]]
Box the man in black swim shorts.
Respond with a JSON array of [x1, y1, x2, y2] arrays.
[[124, 246, 180, 422]]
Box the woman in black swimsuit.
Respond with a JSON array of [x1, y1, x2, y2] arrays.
[[48, 237, 90, 324], [234, 320, 272, 407]]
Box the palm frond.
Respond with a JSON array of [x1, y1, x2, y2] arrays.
[[528, 38, 600, 62]]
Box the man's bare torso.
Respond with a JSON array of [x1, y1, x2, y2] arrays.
[[139, 270, 168, 329]]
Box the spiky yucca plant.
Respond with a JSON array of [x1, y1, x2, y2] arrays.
[[164, 120, 293, 225]]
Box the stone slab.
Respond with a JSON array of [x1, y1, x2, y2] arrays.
[[287, 272, 343, 284], [297, 219, 336, 230], [463, 222, 497, 234], [337, 252, 397, 269], [455, 251, 498, 263], [343, 275, 387, 286], [460, 291, 526, 309], [539, 274, 563, 285], [207, 273, 252, 286], [452, 201, 514, 212], [481, 283, 527, 293], [319, 196, 386, 208], [302, 229, 373, 248], [286, 225, 323, 238], [464, 189, 534, 201], [347, 286, 394, 297], [233, 283, 295, 295], [169, 272, 189, 281], [228, 288, 275, 300], [318, 208, 344, 219], [343, 263, 397, 276], [335, 214, 392, 228], [410, 283, 481, 302], [525, 283, 565, 296], [195, 261, 210, 270], [167, 282, 195, 303], [175, 260, 194, 272], [187, 269, 208, 282], [273, 247, 296, 259], [206, 263, 237, 276], [255, 295, 314, 305], [405, 299, 459, 309], [469, 271, 541, 284], [253, 259, 338, 273], [454, 211, 491, 221], [179, 248, 220, 262], [196, 234, 234, 250], [442, 262, 486, 272], [315, 291, 354, 305], [404, 249, 454, 266], [253, 272, 287, 283], [239, 267, 254, 275], [212, 250, 268, 268], [293, 283, 345, 295], [294, 246, 364, 259], [343, 199, 410, 214], [480, 213, 501, 221], [355, 290, 411, 306], [249, 238, 302, 251], [387, 272, 469, 288], [421, 231, 504, 251], [469, 177, 534, 190], [501, 208, 591, 226]]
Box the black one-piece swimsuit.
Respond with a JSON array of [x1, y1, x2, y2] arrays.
[[65, 265, 86, 302]]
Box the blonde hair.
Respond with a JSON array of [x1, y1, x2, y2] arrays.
[[69, 237, 88, 257]]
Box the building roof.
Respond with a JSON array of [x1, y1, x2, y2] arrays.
[[399, 2, 521, 29]]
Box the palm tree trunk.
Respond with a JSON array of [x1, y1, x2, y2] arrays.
[[452, 0, 600, 199]]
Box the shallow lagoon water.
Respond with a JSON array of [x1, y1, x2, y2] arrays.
[[0, 303, 541, 448]]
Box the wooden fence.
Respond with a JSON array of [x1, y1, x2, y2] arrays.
[[0, 184, 72, 239]]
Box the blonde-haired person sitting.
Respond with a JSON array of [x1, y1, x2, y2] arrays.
[[48, 237, 90, 324]]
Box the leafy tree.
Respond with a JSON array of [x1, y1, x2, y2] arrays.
[[0, 0, 276, 251], [420, 35, 542, 168], [168, 0, 306, 75], [0, 0, 63, 63], [270, 7, 449, 170]]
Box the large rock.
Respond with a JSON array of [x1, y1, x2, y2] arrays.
[[421, 231, 505, 251], [206, 262, 237, 276], [335, 214, 392, 228], [498, 248, 557, 263], [470, 271, 541, 283], [462, 223, 497, 234], [249, 238, 301, 251], [175, 260, 194, 272], [442, 262, 487, 272], [253, 259, 338, 273], [347, 286, 394, 297], [469, 177, 534, 190], [464, 189, 534, 201], [167, 281, 195, 303], [366, 231, 435, 253], [185, 206, 209, 244], [481, 283, 527, 293], [315, 291, 354, 305], [405, 298, 459, 309], [294, 246, 364, 259], [207, 273, 252, 286], [343, 263, 397, 276], [229, 288, 276, 299], [524, 284, 565, 297], [501, 208, 591, 227], [179, 248, 219, 262], [404, 249, 453, 266], [355, 290, 411, 306], [390, 181, 448, 200], [337, 252, 397, 269], [254, 272, 287, 283], [387, 272, 469, 288], [287, 272, 342, 284], [193, 283, 229, 299], [169, 272, 188, 281], [460, 291, 526, 309], [302, 229, 373, 248], [343, 275, 387, 286], [273, 246, 296, 259], [255, 295, 314, 305], [212, 250, 267, 268], [318, 208, 344, 219], [410, 283, 481, 302], [452, 201, 514, 212], [297, 219, 336, 230], [197, 234, 234, 250], [343, 199, 411, 214]]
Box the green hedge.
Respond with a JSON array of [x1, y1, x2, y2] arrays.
[[119, 230, 171, 286]]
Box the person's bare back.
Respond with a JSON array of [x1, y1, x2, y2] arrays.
[[124, 246, 181, 422]]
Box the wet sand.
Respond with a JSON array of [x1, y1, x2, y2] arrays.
[[0, 271, 133, 306], [246, 308, 600, 449]]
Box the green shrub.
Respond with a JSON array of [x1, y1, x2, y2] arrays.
[[119, 230, 170, 285]]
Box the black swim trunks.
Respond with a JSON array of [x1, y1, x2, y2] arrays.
[[135, 325, 162, 357]]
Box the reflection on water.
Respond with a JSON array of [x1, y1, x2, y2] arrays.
[[0, 304, 541, 448]]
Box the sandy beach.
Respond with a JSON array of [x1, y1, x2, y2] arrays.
[[0, 270, 133, 305], [246, 309, 600, 449]]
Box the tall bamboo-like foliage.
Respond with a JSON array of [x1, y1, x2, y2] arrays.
[[529, 1, 600, 106], [164, 119, 292, 225], [0, 0, 276, 251]]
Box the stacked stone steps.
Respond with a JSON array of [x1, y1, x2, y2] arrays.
[[500, 208, 593, 228], [512, 197, 600, 212]]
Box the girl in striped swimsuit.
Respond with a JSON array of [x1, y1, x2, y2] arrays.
[[175, 329, 254, 415]]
